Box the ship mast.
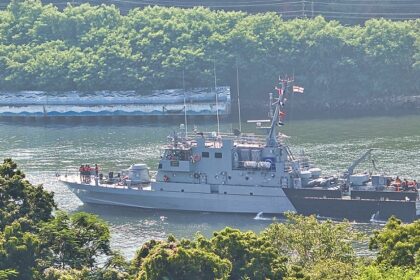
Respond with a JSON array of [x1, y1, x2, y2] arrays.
[[266, 77, 293, 147], [182, 69, 188, 138], [213, 59, 220, 135]]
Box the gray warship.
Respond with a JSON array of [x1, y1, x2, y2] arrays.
[[60, 78, 419, 221]]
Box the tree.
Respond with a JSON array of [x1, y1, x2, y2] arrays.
[[369, 217, 420, 268], [42, 267, 88, 280], [0, 0, 45, 45], [134, 236, 231, 280], [199, 227, 288, 280], [0, 159, 117, 278], [40, 211, 111, 269], [308, 259, 354, 280], [262, 213, 362, 277], [0, 221, 41, 280], [0, 269, 18, 280], [356, 265, 420, 280], [0, 0, 418, 113], [0, 158, 56, 231]]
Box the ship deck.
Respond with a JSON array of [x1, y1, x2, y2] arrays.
[[59, 175, 152, 191], [163, 132, 286, 150]]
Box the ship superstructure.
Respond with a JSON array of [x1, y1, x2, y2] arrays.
[[154, 77, 299, 189]]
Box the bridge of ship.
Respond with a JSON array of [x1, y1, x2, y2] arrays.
[[159, 132, 291, 173]]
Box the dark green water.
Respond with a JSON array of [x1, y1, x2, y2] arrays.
[[0, 115, 419, 258]]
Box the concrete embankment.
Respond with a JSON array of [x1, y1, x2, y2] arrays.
[[0, 87, 231, 118]]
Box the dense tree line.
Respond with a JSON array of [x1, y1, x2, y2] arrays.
[[0, 0, 419, 108], [1, 158, 419, 279]]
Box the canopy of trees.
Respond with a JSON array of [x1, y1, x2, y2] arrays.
[[0, 0, 419, 107], [369, 217, 420, 268], [1, 158, 419, 279]]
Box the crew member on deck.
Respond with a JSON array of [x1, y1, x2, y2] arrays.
[[402, 179, 408, 191], [79, 165, 84, 182], [393, 176, 402, 191]]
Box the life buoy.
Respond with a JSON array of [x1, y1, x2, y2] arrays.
[[163, 175, 169, 182], [191, 154, 201, 163], [194, 173, 200, 179]]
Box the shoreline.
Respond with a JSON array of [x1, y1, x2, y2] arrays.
[[0, 95, 419, 122]]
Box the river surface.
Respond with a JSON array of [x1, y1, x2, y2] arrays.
[[0, 115, 419, 258]]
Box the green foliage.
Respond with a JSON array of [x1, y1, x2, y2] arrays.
[[0, 221, 41, 280], [40, 211, 111, 269], [0, 0, 418, 105], [262, 213, 363, 278], [130, 239, 161, 276], [369, 217, 420, 268], [131, 229, 288, 280], [40, 252, 130, 280], [135, 236, 231, 280], [356, 265, 420, 280], [201, 227, 288, 280], [94, 251, 131, 280], [42, 267, 88, 280], [263, 213, 361, 265], [0, 269, 18, 280], [308, 259, 354, 280], [0, 158, 56, 231]]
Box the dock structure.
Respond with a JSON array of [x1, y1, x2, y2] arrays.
[[0, 87, 230, 118]]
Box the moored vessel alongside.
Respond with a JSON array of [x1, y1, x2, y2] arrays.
[[59, 77, 419, 221]]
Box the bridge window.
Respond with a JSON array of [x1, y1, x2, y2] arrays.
[[215, 152, 222, 159], [164, 149, 191, 161], [202, 152, 209, 158]]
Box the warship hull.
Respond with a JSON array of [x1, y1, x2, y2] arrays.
[[283, 188, 419, 222], [64, 180, 296, 214]]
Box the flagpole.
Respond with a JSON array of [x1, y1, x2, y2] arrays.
[[236, 58, 242, 132], [213, 59, 220, 135]]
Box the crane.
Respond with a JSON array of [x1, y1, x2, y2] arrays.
[[344, 149, 373, 184]]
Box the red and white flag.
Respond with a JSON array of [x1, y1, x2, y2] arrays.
[[293, 86, 304, 94], [275, 86, 283, 96]]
